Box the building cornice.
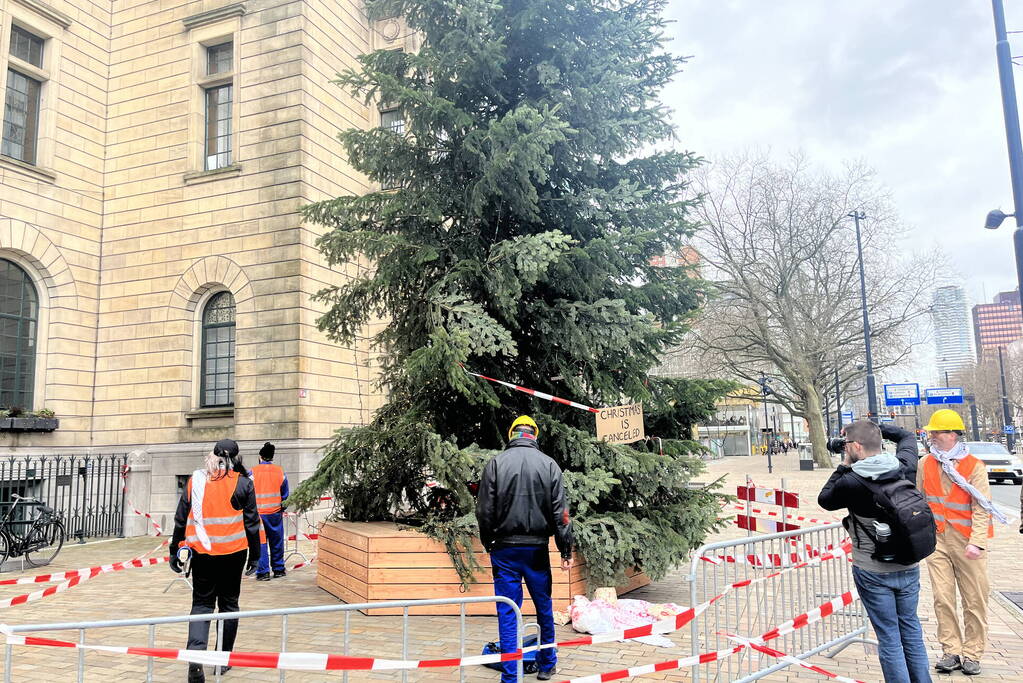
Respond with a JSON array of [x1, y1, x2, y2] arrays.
[[11, 0, 72, 29], [182, 3, 246, 31]]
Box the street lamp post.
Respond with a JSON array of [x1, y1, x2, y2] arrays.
[[965, 394, 981, 441], [986, 0, 1023, 332], [998, 346, 1015, 451], [850, 210, 879, 421], [758, 374, 774, 474]]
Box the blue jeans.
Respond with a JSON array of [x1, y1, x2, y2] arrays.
[[491, 545, 557, 681], [257, 511, 285, 574], [853, 565, 932, 683]]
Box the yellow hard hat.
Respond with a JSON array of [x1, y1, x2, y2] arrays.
[[922, 409, 966, 432], [508, 415, 539, 440]]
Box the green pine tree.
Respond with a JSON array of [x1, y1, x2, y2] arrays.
[[290, 0, 732, 588]]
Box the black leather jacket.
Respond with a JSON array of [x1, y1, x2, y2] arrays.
[[475, 437, 573, 558]]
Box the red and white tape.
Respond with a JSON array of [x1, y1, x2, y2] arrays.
[[121, 466, 163, 535], [0, 555, 167, 609], [554, 589, 860, 683], [2, 539, 854, 671], [701, 540, 850, 567], [726, 636, 867, 683], [461, 365, 600, 414]]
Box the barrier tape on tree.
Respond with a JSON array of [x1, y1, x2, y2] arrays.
[[121, 466, 163, 536], [0, 540, 854, 669], [460, 364, 600, 413]]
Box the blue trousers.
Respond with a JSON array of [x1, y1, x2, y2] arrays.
[[257, 511, 285, 574], [491, 545, 556, 682], [853, 565, 932, 683]]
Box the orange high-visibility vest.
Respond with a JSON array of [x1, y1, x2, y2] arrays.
[[922, 454, 994, 540], [184, 472, 247, 556], [252, 463, 285, 514]]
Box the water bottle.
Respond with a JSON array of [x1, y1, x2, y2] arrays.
[[873, 521, 895, 561]]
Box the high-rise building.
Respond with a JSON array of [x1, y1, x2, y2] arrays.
[[973, 289, 1023, 359], [932, 285, 974, 384]]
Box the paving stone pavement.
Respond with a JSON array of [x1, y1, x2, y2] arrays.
[[0, 452, 1020, 682]]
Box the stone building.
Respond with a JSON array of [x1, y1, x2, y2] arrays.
[[0, 0, 402, 535]]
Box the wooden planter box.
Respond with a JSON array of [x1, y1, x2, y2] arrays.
[[317, 521, 650, 615]]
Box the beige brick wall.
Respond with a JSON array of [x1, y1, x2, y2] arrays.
[[0, 0, 387, 472]]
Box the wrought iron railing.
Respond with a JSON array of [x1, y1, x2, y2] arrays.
[[0, 454, 127, 541]]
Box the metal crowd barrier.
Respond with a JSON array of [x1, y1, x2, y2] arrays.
[[685, 522, 872, 683], [3, 595, 525, 683]]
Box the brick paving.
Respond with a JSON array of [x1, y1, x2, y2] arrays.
[[0, 452, 1020, 682]]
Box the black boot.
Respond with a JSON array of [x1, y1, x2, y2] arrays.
[[273, 569, 287, 578], [187, 663, 205, 682]]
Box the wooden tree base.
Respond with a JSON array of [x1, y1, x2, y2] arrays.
[[317, 521, 650, 615]]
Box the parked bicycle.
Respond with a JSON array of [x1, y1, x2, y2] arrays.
[[0, 493, 66, 567]]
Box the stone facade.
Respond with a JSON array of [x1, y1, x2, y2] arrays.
[[0, 0, 398, 533]]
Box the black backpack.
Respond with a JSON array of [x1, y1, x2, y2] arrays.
[[851, 475, 936, 565]]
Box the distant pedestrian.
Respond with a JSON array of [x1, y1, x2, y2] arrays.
[[475, 416, 573, 682], [252, 442, 290, 581], [919, 410, 1007, 676], [818, 420, 934, 683]]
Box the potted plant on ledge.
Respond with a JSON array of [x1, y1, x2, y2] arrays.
[[0, 407, 59, 432]]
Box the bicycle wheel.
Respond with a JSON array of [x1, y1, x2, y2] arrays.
[[0, 529, 10, 567], [25, 518, 64, 567]]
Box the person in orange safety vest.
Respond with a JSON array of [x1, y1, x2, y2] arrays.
[[251, 442, 290, 581], [917, 410, 1007, 677], [170, 439, 261, 683]]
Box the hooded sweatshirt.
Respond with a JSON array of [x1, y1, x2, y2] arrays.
[[818, 452, 917, 574]]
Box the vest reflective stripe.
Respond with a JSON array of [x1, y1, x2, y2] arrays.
[[252, 463, 285, 514], [922, 455, 994, 540], [184, 472, 248, 556]]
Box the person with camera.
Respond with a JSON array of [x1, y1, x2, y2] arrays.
[[917, 410, 1005, 676], [818, 420, 934, 683]]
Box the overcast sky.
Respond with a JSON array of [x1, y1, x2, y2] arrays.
[[663, 0, 1021, 383]]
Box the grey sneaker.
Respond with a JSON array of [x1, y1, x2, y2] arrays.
[[935, 653, 961, 672], [961, 658, 981, 675]]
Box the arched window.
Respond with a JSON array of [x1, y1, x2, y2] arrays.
[[0, 259, 38, 408], [201, 291, 235, 407]]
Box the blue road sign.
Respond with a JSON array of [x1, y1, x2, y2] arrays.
[[883, 383, 921, 406], [1005, 425, 1015, 434], [841, 411, 854, 423], [880, 417, 895, 423], [924, 387, 964, 405]]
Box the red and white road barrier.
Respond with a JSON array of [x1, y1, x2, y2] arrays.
[[461, 365, 600, 413], [737, 485, 799, 508], [729, 504, 837, 526], [121, 466, 163, 535], [736, 514, 801, 534]]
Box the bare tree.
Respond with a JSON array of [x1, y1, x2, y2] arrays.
[[691, 152, 936, 466]]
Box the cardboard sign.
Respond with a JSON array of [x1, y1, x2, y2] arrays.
[[595, 402, 644, 444]]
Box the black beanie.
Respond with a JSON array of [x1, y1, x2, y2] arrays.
[[213, 438, 239, 458], [259, 442, 275, 460]]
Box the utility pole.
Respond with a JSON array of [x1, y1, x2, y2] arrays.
[[945, 370, 950, 389], [998, 346, 1015, 451], [850, 210, 879, 421], [758, 374, 773, 474], [990, 0, 1023, 330]]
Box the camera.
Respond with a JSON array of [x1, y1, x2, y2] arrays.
[[826, 437, 847, 454]]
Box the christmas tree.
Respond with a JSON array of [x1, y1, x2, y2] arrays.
[[290, 0, 730, 588]]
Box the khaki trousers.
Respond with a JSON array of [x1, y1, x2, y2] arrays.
[[925, 529, 989, 661]]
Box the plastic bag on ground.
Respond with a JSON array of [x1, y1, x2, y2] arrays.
[[568, 596, 676, 647]]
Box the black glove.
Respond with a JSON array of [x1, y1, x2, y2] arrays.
[[169, 554, 183, 574], [245, 558, 258, 576]]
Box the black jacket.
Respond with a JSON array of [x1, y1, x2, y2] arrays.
[[475, 437, 573, 558], [817, 423, 920, 515], [170, 471, 262, 561], [881, 423, 922, 482]]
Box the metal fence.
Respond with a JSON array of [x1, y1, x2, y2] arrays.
[[685, 523, 871, 683], [0, 454, 127, 541], [3, 595, 526, 683]]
